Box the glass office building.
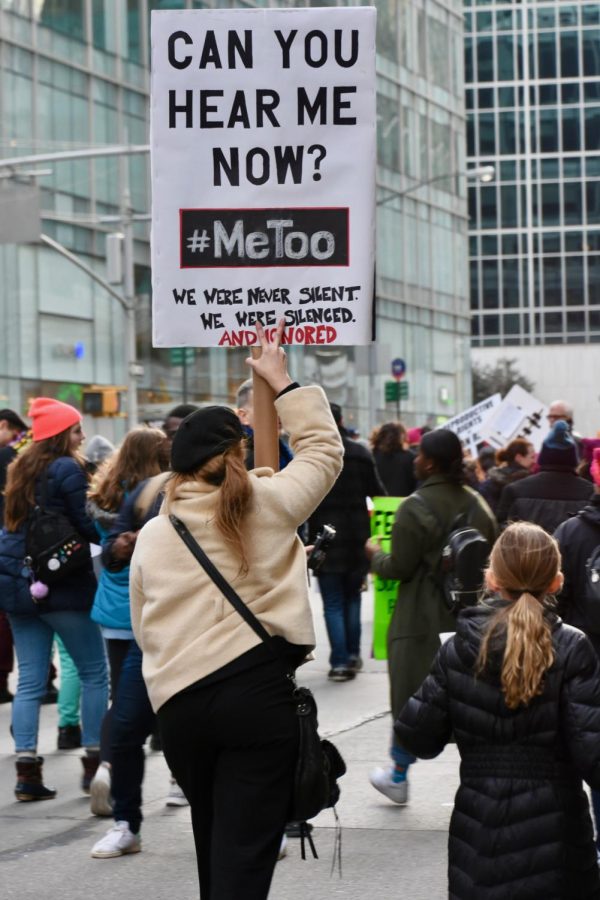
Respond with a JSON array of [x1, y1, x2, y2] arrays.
[[466, 0, 600, 433], [0, 0, 469, 437]]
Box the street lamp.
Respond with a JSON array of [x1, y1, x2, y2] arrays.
[[376, 164, 495, 208], [0, 145, 149, 431]]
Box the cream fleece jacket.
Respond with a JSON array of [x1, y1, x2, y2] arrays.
[[130, 385, 343, 712]]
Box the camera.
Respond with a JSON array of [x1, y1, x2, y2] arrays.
[[307, 524, 336, 572]]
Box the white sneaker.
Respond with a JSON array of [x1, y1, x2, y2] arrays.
[[91, 822, 141, 858], [369, 767, 409, 805], [165, 777, 189, 807], [90, 762, 113, 817], [277, 834, 287, 861]]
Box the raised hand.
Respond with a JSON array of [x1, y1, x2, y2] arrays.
[[245, 320, 293, 395]]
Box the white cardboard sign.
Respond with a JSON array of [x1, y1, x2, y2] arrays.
[[441, 394, 502, 455], [151, 7, 377, 348], [477, 385, 549, 452]]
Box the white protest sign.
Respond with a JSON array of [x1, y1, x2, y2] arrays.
[[441, 394, 501, 455], [151, 8, 376, 348], [478, 385, 549, 452]]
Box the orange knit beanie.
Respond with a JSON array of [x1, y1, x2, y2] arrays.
[[28, 397, 81, 442]]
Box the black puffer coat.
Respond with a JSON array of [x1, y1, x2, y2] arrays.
[[479, 462, 530, 514], [555, 495, 600, 656], [395, 600, 600, 899], [496, 466, 593, 531]]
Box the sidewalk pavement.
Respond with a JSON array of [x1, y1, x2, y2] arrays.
[[0, 581, 457, 899]]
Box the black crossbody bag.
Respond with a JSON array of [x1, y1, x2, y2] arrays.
[[25, 471, 91, 587], [170, 514, 346, 868]]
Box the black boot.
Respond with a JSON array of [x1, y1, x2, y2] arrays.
[[81, 754, 100, 794], [57, 724, 82, 750], [0, 685, 13, 704], [15, 756, 57, 801]]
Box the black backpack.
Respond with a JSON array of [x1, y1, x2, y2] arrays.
[[416, 491, 491, 615], [25, 473, 91, 586]]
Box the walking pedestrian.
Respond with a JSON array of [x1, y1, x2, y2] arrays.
[[308, 402, 385, 681], [0, 397, 108, 800], [128, 321, 342, 899], [89, 460, 176, 847], [479, 438, 536, 514], [555, 446, 600, 862], [395, 522, 600, 898], [365, 428, 497, 804], [86, 426, 170, 816], [370, 421, 416, 498], [0, 408, 30, 705], [497, 420, 592, 531]]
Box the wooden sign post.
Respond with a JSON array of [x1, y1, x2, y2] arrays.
[[251, 347, 280, 471]]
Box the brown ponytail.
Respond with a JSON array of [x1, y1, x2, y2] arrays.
[[165, 441, 252, 576], [476, 522, 560, 709]]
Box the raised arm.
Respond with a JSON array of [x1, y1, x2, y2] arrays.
[[245, 321, 344, 526]]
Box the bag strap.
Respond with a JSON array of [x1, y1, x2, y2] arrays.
[[169, 513, 278, 655]]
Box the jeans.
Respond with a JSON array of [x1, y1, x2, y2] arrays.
[[8, 611, 108, 753], [110, 641, 155, 833], [391, 741, 416, 769], [99, 637, 134, 764], [56, 636, 81, 727], [317, 570, 363, 668]]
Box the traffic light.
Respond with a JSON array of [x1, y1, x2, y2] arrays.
[[82, 388, 124, 416]]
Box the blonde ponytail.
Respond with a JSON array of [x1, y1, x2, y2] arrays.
[[476, 522, 559, 709]]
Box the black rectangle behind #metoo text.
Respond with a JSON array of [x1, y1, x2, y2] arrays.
[[180, 207, 349, 268]]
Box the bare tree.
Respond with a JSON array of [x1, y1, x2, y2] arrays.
[[472, 358, 535, 403]]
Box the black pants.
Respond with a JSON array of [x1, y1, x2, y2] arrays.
[[158, 658, 298, 900]]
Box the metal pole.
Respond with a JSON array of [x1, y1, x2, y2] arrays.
[[122, 189, 139, 430], [40, 234, 128, 310], [0, 145, 149, 171]]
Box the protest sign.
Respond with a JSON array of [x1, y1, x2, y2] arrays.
[[478, 385, 548, 452], [440, 394, 501, 456], [151, 7, 377, 348], [371, 496, 403, 660]]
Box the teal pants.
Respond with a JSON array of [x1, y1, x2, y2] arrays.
[[56, 636, 81, 727]]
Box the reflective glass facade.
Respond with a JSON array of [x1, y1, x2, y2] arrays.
[[0, 0, 469, 435], [466, 0, 600, 347]]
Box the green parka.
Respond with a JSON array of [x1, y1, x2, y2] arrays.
[[371, 474, 497, 719]]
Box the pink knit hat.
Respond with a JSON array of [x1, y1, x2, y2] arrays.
[[28, 397, 81, 442], [406, 427, 422, 446]]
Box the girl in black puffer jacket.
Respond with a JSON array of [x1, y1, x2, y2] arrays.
[[395, 522, 600, 899]]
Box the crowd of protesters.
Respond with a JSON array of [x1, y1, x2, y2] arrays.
[[2, 344, 600, 897]]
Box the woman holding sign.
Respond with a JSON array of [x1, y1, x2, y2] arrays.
[[128, 321, 343, 899]]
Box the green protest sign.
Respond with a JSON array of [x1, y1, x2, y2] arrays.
[[371, 496, 403, 660]]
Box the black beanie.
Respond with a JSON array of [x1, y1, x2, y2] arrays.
[[170, 406, 244, 473]]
